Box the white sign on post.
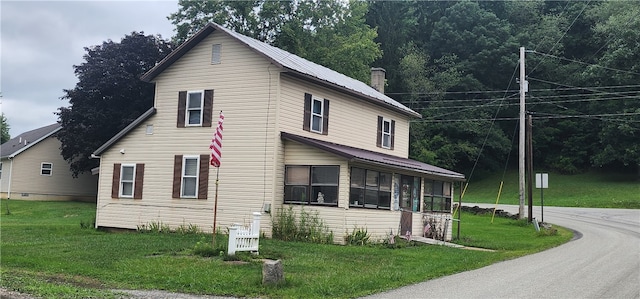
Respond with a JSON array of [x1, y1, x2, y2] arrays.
[[535, 173, 548, 189]]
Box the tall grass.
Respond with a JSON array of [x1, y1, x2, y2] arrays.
[[1, 200, 571, 299]]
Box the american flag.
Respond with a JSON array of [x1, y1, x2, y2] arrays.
[[210, 111, 224, 167]]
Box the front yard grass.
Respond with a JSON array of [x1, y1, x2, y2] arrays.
[[1, 200, 572, 299]]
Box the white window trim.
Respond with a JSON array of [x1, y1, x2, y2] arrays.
[[119, 164, 136, 198], [40, 162, 53, 176], [310, 97, 324, 134], [185, 91, 204, 126], [181, 155, 200, 198], [381, 118, 392, 149]]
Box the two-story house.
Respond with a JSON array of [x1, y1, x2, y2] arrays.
[[92, 23, 464, 242]]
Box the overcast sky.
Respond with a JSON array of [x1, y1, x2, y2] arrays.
[[1, 0, 178, 136]]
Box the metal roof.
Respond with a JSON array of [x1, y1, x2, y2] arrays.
[[141, 23, 420, 118], [1, 123, 61, 159], [281, 132, 465, 181]]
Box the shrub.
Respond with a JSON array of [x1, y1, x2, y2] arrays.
[[344, 227, 370, 246], [272, 207, 334, 244], [137, 221, 170, 233]]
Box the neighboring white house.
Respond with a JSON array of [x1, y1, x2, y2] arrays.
[[0, 124, 98, 201], [92, 23, 465, 242]]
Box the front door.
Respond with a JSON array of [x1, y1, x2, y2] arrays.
[[399, 176, 413, 235]]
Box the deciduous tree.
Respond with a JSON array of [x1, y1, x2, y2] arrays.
[[56, 33, 172, 176]]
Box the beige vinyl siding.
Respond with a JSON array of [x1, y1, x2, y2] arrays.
[[278, 75, 411, 157], [4, 137, 97, 201], [96, 32, 280, 232]]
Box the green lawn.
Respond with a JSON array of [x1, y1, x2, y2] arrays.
[[1, 200, 571, 299], [461, 170, 640, 208]]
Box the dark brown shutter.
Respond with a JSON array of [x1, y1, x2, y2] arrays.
[[172, 155, 183, 198], [177, 91, 187, 128], [322, 99, 329, 135], [134, 164, 145, 199], [390, 120, 395, 150], [198, 154, 209, 199], [111, 163, 121, 198], [376, 116, 383, 147], [303, 93, 312, 131], [203, 90, 214, 127]]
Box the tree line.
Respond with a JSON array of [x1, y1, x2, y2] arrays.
[[55, 0, 639, 178]]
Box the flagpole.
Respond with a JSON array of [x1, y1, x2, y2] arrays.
[[210, 111, 224, 249], [212, 166, 220, 248]]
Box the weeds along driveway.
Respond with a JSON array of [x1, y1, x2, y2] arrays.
[[362, 205, 640, 298]]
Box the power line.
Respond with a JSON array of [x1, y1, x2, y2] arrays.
[[386, 84, 640, 97], [529, 50, 640, 76], [410, 112, 640, 123], [528, 77, 640, 101]]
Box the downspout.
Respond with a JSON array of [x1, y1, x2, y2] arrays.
[[90, 153, 101, 228], [7, 156, 13, 200]]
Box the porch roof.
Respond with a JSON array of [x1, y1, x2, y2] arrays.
[[280, 132, 465, 181]]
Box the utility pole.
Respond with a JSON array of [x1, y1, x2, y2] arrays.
[[518, 47, 527, 219], [526, 114, 534, 222]]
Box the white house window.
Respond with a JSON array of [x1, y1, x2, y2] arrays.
[[211, 44, 222, 64], [381, 118, 391, 149], [119, 165, 135, 198], [186, 91, 204, 126], [311, 97, 324, 133], [40, 163, 53, 176], [181, 156, 200, 198], [377, 116, 395, 149], [284, 165, 339, 205]]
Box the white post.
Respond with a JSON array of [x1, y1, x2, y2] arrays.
[[228, 225, 238, 255], [252, 212, 262, 236]]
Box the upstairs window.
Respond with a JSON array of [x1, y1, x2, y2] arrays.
[[187, 91, 204, 125], [376, 116, 395, 149], [303, 93, 329, 135], [177, 90, 214, 128], [40, 162, 53, 176]]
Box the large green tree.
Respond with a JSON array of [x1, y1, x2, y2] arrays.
[[56, 33, 172, 176], [584, 1, 640, 173], [168, 0, 381, 82], [1, 113, 10, 144]]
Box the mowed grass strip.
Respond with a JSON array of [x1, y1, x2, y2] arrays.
[[461, 170, 640, 208], [1, 200, 571, 299]]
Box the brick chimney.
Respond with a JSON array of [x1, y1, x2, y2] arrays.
[[370, 67, 386, 94]]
